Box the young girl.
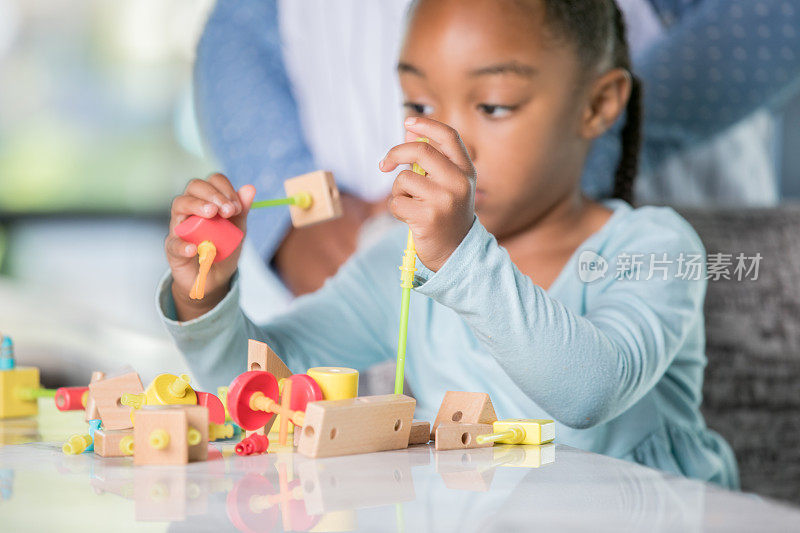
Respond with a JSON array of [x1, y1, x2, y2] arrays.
[[161, 0, 737, 488]]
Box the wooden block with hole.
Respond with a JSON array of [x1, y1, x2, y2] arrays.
[[431, 391, 497, 439], [246, 339, 291, 435], [408, 420, 430, 446], [89, 371, 144, 430], [298, 394, 415, 458], [435, 423, 494, 451], [284, 170, 342, 227], [94, 428, 133, 457], [133, 407, 205, 466]]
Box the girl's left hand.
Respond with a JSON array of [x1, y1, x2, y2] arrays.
[[379, 117, 476, 272]]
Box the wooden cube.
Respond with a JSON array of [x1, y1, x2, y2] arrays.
[[133, 408, 189, 466], [89, 371, 144, 430], [298, 394, 415, 458], [434, 423, 494, 451], [0, 367, 39, 418], [408, 419, 430, 446], [94, 429, 134, 457], [431, 391, 497, 439], [284, 171, 342, 227]]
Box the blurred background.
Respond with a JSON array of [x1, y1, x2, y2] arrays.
[[0, 0, 216, 384]]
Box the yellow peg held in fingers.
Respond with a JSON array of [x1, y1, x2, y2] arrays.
[[190, 240, 217, 300]]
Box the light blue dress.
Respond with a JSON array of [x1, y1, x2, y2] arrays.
[[156, 200, 739, 489]]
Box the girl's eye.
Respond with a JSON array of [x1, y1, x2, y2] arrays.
[[478, 104, 515, 118], [403, 102, 433, 116]]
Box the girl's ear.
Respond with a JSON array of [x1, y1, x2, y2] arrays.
[[580, 68, 632, 140]]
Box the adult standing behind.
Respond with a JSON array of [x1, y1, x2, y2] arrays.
[[193, 0, 800, 301]]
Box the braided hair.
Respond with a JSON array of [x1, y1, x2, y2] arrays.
[[538, 0, 643, 204]]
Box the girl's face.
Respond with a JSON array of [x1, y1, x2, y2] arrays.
[[399, 0, 593, 239]]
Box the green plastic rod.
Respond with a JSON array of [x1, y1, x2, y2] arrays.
[[251, 191, 313, 210], [16, 387, 56, 401], [394, 138, 429, 395]]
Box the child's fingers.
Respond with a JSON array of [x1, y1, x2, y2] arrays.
[[380, 141, 459, 183], [403, 117, 473, 173], [165, 235, 197, 260], [388, 195, 425, 226], [185, 179, 238, 218], [207, 173, 243, 214], [169, 195, 219, 231], [230, 184, 256, 229], [391, 169, 438, 201]]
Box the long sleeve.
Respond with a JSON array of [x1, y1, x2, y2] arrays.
[[193, 0, 315, 261], [156, 235, 399, 391], [413, 211, 706, 430]]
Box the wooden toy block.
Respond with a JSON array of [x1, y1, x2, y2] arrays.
[[133, 408, 190, 466], [94, 429, 134, 457], [478, 419, 556, 446], [431, 391, 497, 439], [435, 423, 494, 451], [297, 394, 415, 458], [247, 339, 291, 378], [246, 339, 288, 435], [408, 419, 431, 446], [283, 170, 342, 227], [182, 405, 209, 462], [0, 367, 39, 418], [84, 370, 106, 421], [90, 371, 144, 430]]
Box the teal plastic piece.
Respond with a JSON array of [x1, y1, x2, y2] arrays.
[[87, 419, 102, 452], [0, 336, 14, 370]]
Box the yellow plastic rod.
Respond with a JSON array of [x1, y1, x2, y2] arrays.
[[475, 426, 525, 446], [395, 137, 429, 395], [190, 240, 217, 300]]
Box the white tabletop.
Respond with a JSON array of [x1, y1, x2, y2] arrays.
[[1, 407, 799, 532]]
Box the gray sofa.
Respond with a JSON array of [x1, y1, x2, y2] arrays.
[[681, 206, 800, 504]]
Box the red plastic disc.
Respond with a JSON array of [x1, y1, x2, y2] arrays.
[[286, 374, 323, 412], [227, 371, 280, 431], [226, 474, 279, 533], [196, 391, 226, 424]]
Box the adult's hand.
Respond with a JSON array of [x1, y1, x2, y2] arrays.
[[273, 192, 387, 296]]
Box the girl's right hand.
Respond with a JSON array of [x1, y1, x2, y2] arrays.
[[165, 173, 256, 321]]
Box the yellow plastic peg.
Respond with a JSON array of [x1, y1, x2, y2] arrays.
[[475, 419, 555, 446], [145, 373, 197, 406], [149, 429, 170, 450], [62, 433, 92, 455], [190, 240, 217, 300]]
